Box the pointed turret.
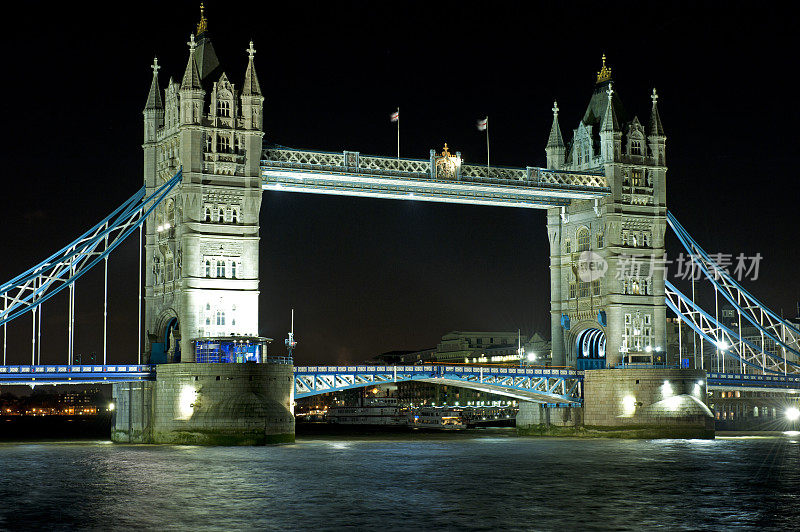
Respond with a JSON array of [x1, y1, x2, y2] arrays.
[[242, 41, 262, 97], [181, 34, 202, 90], [648, 88, 666, 165], [143, 58, 164, 143], [648, 88, 665, 137], [600, 83, 620, 133], [145, 57, 163, 110], [599, 83, 622, 162], [545, 101, 565, 169], [241, 41, 264, 131], [180, 34, 205, 125]]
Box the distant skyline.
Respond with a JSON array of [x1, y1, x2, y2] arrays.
[[0, 2, 797, 366]]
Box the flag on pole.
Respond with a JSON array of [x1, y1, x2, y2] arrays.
[[390, 110, 399, 122], [476, 117, 488, 131]]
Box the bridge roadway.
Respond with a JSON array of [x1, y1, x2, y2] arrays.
[[2, 364, 799, 403], [260, 147, 610, 209]]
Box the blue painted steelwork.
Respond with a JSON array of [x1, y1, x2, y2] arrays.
[[667, 211, 800, 361], [0, 364, 155, 385], [1, 170, 183, 327], [664, 279, 800, 374], [293, 365, 583, 405]]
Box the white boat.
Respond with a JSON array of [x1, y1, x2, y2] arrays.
[[409, 407, 466, 430]]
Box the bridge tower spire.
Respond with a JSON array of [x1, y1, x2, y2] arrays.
[[545, 100, 565, 169]]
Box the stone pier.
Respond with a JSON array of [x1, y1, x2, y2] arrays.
[[517, 368, 715, 438], [112, 362, 294, 445]]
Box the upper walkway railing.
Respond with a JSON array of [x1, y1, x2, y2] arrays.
[[260, 146, 609, 209]]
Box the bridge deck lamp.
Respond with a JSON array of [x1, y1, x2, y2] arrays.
[[786, 407, 800, 422]]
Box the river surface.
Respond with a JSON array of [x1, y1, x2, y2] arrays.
[[1, 430, 798, 531]]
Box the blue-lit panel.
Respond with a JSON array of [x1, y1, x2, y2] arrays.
[[195, 340, 262, 363]]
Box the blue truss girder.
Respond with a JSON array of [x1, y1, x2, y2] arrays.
[[0, 171, 182, 327], [0, 364, 155, 385], [665, 279, 800, 374], [667, 211, 800, 361], [293, 365, 583, 404]]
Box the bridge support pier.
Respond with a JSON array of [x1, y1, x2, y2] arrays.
[[517, 368, 715, 438], [111, 362, 294, 445]]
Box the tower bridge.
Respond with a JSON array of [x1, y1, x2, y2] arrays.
[[1, 9, 798, 443]]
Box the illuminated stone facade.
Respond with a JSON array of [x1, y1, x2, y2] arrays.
[[546, 60, 667, 367], [142, 20, 264, 362]]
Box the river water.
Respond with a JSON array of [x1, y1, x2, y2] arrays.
[[1, 431, 798, 531]]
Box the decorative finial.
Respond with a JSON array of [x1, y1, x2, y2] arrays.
[[552, 100, 559, 116], [651, 88, 659, 106], [247, 40, 256, 59], [606, 82, 614, 99], [187, 33, 197, 53], [596, 54, 612, 84], [197, 3, 208, 35], [151, 57, 160, 75], [441, 143, 451, 157]]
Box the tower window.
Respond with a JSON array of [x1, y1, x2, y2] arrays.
[[577, 228, 590, 252], [217, 100, 231, 117], [218, 207, 224, 223], [565, 240, 571, 254], [217, 135, 230, 153], [216, 311, 225, 326], [597, 233, 604, 248], [205, 208, 211, 222], [231, 209, 238, 224], [216, 260, 225, 278], [205, 260, 211, 277], [631, 170, 643, 187], [231, 262, 237, 279], [206, 135, 213, 152], [631, 140, 642, 155]]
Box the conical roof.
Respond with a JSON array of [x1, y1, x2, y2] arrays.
[[181, 36, 202, 90], [546, 101, 565, 149], [242, 41, 262, 96], [144, 59, 163, 110], [649, 88, 665, 137]]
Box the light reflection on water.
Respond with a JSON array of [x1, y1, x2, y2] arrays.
[[0, 433, 798, 531]]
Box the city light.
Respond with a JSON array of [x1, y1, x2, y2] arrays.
[[786, 407, 800, 421], [716, 340, 729, 350], [527, 352, 536, 362], [108, 403, 115, 411]]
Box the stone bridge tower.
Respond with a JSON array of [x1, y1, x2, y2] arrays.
[[141, 8, 264, 363], [546, 57, 667, 368]]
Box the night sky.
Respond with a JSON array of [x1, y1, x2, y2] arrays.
[[1, 1, 797, 368]]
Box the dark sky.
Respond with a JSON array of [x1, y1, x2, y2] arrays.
[[1, 1, 797, 368]]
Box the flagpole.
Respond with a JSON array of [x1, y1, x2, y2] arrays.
[[396, 107, 400, 160], [486, 116, 490, 170]]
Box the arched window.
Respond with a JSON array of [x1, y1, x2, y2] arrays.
[[216, 260, 225, 278], [217, 100, 230, 117], [231, 262, 237, 279], [205, 260, 211, 277], [205, 208, 211, 222], [206, 135, 213, 152], [577, 228, 590, 252], [205, 317, 211, 326], [631, 279, 640, 295], [218, 207, 224, 223], [630, 140, 642, 155], [206, 303, 211, 311], [231, 209, 238, 224]]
